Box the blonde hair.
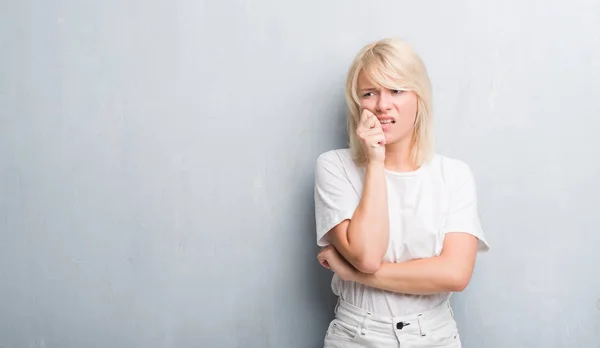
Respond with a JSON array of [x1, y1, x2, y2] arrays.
[[344, 37, 434, 166]]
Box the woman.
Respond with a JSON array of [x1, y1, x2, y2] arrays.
[[314, 37, 489, 348]]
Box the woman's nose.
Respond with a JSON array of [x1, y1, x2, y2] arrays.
[[376, 93, 392, 112]]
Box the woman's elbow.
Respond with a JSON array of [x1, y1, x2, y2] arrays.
[[448, 271, 472, 292], [355, 256, 381, 274]]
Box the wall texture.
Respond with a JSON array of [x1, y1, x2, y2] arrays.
[[1, 0, 599, 347]]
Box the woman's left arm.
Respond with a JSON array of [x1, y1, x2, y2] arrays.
[[349, 232, 479, 295]]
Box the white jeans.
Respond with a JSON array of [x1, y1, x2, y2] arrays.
[[323, 298, 461, 348]]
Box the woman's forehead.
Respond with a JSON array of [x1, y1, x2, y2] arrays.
[[357, 69, 404, 89]]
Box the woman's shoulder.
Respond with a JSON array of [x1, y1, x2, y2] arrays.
[[427, 153, 475, 182], [316, 148, 356, 169], [314, 148, 363, 187]]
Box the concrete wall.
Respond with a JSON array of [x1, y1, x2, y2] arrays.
[[1, 0, 599, 347]]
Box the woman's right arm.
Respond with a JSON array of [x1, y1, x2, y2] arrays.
[[328, 161, 389, 274], [314, 110, 389, 274]]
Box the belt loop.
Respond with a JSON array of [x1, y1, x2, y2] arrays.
[[359, 309, 371, 336], [417, 314, 426, 336]]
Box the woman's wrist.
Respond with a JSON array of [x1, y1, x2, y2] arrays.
[[366, 161, 385, 171]]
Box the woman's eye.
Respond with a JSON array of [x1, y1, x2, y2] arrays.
[[391, 89, 403, 94], [362, 92, 374, 97]]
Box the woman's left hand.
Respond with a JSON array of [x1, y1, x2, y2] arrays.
[[317, 245, 357, 281]]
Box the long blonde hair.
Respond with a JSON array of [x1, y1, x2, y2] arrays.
[[345, 37, 434, 166]]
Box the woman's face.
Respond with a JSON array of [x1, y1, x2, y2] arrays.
[[357, 71, 418, 147]]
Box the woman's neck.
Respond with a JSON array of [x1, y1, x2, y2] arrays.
[[384, 141, 418, 172]]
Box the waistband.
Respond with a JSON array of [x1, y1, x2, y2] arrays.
[[334, 297, 455, 337]]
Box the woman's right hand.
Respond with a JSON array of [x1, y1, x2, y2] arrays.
[[356, 109, 386, 163]]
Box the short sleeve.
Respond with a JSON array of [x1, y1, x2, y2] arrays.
[[440, 161, 490, 253], [313, 151, 360, 247]]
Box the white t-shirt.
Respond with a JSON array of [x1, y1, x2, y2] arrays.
[[314, 148, 489, 316]]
